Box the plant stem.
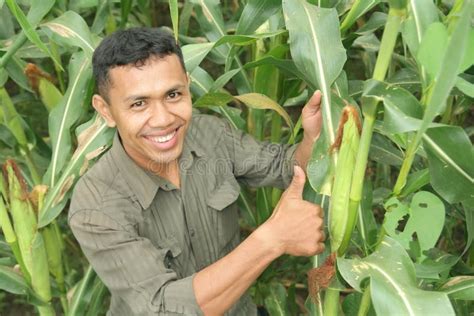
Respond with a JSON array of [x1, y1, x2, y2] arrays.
[[323, 287, 340, 316], [357, 285, 372, 316], [37, 305, 56, 316], [349, 6, 405, 228]]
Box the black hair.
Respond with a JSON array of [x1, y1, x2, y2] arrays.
[[92, 27, 186, 98]]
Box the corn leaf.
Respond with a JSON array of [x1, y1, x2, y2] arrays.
[[190, 0, 228, 61], [119, 0, 132, 29], [169, 0, 179, 42], [236, 0, 282, 35], [40, 115, 113, 227], [182, 31, 286, 74], [423, 126, 474, 204], [402, 0, 439, 56], [189, 66, 213, 97], [0, 265, 45, 305], [41, 11, 96, 57], [442, 276, 474, 301], [340, 0, 382, 33], [413, 0, 473, 146], [5, 0, 62, 70], [43, 52, 91, 189], [383, 191, 445, 259], [338, 237, 455, 315], [234, 93, 293, 130], [283, 0, 346, 149]]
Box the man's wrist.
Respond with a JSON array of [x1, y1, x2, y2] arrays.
[[253, 221, 285, 260]]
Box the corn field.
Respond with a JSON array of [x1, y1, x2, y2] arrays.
[[0, 0, 473, 315]]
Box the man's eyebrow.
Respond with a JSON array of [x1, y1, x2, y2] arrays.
[[123, 94, 150, 102], [123, 84, 187, 102], [165, 84, 186, 93]]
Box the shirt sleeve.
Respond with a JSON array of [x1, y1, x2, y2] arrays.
[[221, 119, 296, 189], [68, 208, 203, 315]]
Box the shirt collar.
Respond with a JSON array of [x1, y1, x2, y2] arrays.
[[110, 133, 159, 209], [109, 116, 204, 209]]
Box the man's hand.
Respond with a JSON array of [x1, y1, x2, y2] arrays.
[[302, 90, 323, 142], [259, 165, 325, 257], [294, 91, 323, 170]]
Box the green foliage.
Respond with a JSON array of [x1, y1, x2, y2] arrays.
[[0, 0, 473, 315]]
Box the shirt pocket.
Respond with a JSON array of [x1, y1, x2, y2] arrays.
[[206, 176, 241, 255], [159, 235, 183, 274]]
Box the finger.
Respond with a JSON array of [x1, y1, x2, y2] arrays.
[[303, 90, 322, 115], [285, 165, 306, 198]]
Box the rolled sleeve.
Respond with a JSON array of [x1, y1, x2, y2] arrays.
[[222, 119, 296, 189], [69, 209, 202, 315]]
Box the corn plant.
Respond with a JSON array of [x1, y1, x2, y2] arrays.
[[0, 0, 473, 315]]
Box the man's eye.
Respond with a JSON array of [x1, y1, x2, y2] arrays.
[[168, 91, 181, 99], [131, 100, 144, 108]]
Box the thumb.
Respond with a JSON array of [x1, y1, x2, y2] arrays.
[[286, 165, 306, 198]]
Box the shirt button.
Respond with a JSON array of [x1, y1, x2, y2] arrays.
[[190, 229, 195, 237]]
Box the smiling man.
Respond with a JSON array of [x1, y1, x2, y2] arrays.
[[69, 27, 325, 316]]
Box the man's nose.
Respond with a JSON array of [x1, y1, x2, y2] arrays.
[[147, 102, 174, 127]]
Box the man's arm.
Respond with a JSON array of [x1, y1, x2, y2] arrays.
[[193, 166, 325, 315]]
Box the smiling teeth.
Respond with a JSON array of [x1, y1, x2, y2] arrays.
[[151, 131, 176, 143]]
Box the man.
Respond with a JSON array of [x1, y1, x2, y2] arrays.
[[69, 27, 325, 315]]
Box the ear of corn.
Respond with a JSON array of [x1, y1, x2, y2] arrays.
[[328, 106, 361, 255], [4, 160, 56, 316]]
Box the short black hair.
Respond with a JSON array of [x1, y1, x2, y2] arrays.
[[92, 27, 186, 98]]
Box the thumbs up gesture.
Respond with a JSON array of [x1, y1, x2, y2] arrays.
[[259, 165, 325, 257]]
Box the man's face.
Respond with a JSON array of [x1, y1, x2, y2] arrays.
[[93, 54, 192, 171]]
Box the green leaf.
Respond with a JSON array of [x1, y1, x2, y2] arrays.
[[356, 12, 387, 35], [169, 0, 179, 42], [0, 265, 45, 305], [194, 92, 234, 108], [210, 69, 240, 92], [182, 43, 215, 73], [383, 191, 445, 258], [236, 0, 282, 35], [338, 237, 455, 316], [119, 0, 132, 28], [43, 52, 92, 189], [423, 126, 474, 204], [363, 79, 443, 134], [307, 128, 331, 194], [442, 276, 474, 301], [462, 198, 474, 256], [417, 22, 448, 80], [283, 0, 346, 150], [264, 283, 289, 316], [413, 1, 473, 146], [5, 0, 62, 70], [234, 93, 293, 130], [340, 0, 382, 33], [369, 133, 404, 166], [41, 11, 96, 57], [190, 0, 228, 61], [399, 168, 430, 197], [68, 266, 98, 316], [40, 115, 114, 227], [455, 76, 474, 98], [244, 56, 311, 84], [189, 66, 213, 97], [0, 88, 28, 148], [401, 0, 439, 57]]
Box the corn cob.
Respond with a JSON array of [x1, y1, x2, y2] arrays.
[[5, 160, 55, 316], [328, 106, 361, 256]]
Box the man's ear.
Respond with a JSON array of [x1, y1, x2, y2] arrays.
[[92, 94, 116, 128]]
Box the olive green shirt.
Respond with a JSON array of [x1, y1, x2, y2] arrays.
[[69, 113, 296, 315]]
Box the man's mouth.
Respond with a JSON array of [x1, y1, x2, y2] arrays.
[[149, 129, 177, 143]]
